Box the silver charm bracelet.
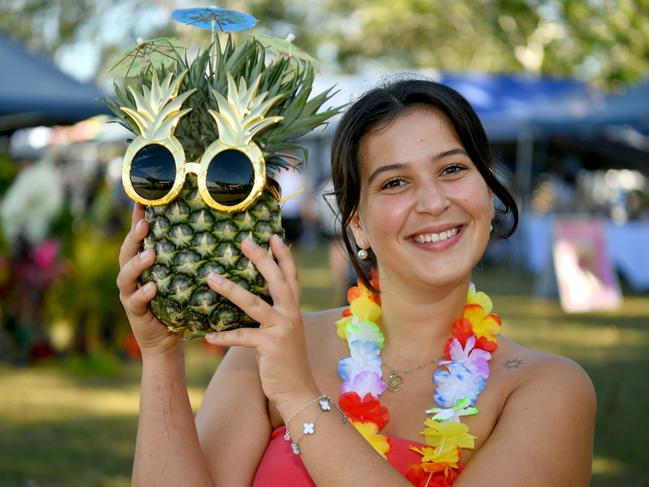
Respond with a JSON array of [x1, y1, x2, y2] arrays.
[[283, 395, 347, 455]]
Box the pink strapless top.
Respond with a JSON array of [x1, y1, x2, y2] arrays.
[[252, 426, 425, 486]]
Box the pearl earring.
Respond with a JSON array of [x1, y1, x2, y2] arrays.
[[357, 248, 368, 260]]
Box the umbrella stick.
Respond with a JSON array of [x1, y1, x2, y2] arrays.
[[211, 18, 216, 73]]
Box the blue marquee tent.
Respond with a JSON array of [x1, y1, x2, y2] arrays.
[[0, 31, 109, 133]]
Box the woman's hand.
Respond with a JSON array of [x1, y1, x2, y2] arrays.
[[204, 235, 319, 412], [117, 203, 182, 358]]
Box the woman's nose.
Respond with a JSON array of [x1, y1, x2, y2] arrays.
[[414, 181, 450, 215]]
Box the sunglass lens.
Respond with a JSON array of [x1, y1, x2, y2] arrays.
[[206, 149, 255, 205], [129, 144, 176, 200]]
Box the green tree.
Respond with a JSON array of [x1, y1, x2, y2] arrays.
[[1, 0, 647, 89], [321, 0, 649, 89]]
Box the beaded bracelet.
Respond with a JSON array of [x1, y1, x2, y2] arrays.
[[283, 395, 347, 455]]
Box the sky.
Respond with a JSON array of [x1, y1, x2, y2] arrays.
[[56, 2, 170, 82]]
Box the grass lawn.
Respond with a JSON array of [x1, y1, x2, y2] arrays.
[[0, 243, 647, 486]]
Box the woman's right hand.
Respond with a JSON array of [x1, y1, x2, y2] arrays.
[[117, 203, 182, 358]]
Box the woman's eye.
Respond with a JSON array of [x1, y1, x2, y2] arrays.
[[381, 178, 405, 190], [441, 164, 467, 176]]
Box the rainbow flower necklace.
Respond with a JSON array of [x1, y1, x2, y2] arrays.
[[336, 272, 501, 487]]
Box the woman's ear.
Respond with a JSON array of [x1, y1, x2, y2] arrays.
[[349, 213, 368, 249]]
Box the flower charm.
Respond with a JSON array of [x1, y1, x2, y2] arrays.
[[303, 422, 315, 435], [319, 398, 331, 411]]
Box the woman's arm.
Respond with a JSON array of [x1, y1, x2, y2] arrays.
[[204, 236, 411, 487], [456, 356, 596, 487], [195, 345, 273, 486], [118, 204, 213, 486], [133, 345, 214, 486]]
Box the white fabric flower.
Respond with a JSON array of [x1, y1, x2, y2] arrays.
[[1, 160, 63, 245]]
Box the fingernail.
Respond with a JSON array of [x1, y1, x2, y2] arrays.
[[244, 237, 258, 248], [143, 281, 155, 293], [205, 333, 219, 344], [208, 273, 223, 286], [136, 219, 146, 232], [272, 234, 285, 246], [139, 248, 152, 260]]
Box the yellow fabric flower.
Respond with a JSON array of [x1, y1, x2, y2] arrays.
[[466, 286, 493, 314], [463, 304, 501, 343], [410, 445, 459, 468], [336, 316, 352, 339], [350, 296, 382, 324], [352, 421, 390, 458], [422, 419, 476, 453]]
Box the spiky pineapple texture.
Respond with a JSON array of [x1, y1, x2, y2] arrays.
[[107, 34, 339, 174]]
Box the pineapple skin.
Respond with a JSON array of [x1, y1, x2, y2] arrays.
[[140, 174, 284, 337]]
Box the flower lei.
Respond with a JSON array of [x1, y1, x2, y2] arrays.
[[336, 271, 501, 487]]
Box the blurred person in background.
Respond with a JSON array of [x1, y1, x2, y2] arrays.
[[117, 78, 595, 486]]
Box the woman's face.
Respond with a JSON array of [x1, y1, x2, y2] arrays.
[[351, 107, 494, 290]]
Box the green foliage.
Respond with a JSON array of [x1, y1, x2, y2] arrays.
[[2, 0, 647, 89], [0, 153, 19, 196], [106, 34, 340, 174], [321, 0, 649, 89]]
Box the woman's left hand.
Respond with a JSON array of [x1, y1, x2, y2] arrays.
[[205, 235, 319, 412]]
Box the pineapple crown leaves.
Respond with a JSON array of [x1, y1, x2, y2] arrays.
[[120, 70, 196, 140], [107, 34, 342, 175], [209, 73, 283, 146]]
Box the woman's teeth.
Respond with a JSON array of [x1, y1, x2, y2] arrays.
[[414, 227, 458, 244]]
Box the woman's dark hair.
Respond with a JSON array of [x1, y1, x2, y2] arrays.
[[330, 77, 519, 293]]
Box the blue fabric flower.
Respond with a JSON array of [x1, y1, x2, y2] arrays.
[[338, 340, 382, 382], [433, 361, 485, 408]]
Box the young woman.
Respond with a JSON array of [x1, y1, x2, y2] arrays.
[[117, 79, 596, 486]]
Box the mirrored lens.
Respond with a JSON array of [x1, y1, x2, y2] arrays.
[[206, 149, 255, 206], [129, 144, 176, 200]]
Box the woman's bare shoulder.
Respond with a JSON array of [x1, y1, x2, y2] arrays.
[[460, 335, 596, 485], [494, 336, 590, 383], [303, 307, 346, 327], [302, 307, 346, 344], [493, 334, 594, 395]]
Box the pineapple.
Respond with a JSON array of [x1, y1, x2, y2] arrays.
[[107, 34, 339, 337]]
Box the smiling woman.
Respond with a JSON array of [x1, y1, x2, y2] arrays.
[[117, 77, 596, 487]]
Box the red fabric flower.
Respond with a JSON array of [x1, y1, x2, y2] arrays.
[[405, 465, 452, 487], [445, 318, 497, 359], [339, 391, 389, 429], [406, 462, 463, 487]]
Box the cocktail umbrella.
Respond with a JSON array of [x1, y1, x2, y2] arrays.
[[109, 37, 185, 78], [247, 32, 319, 69], [171, 6, 257, 68]]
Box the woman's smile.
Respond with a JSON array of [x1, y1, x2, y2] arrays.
[[409, 224, 464, 248]]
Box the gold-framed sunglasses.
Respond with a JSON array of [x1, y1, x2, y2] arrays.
[[121, 71, 283, 213]]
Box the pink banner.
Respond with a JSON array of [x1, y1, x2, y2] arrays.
[[553, 218, 622, 313]]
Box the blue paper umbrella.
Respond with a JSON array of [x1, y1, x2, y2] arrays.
[[171, 6, 257, 32]]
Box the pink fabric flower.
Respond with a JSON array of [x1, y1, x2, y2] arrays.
[[340, 370, 387, 397], [439, 336, 491, 379]]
